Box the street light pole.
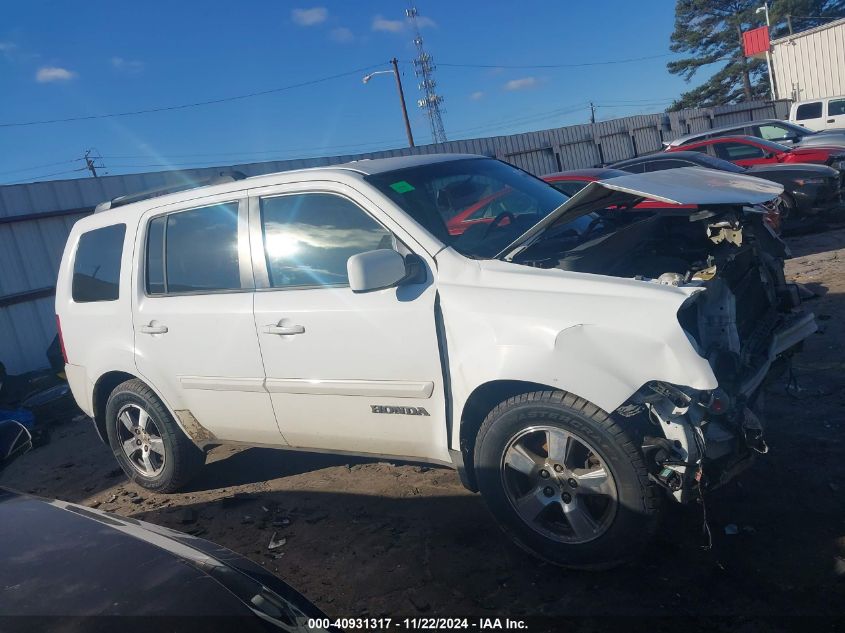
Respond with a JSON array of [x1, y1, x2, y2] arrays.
[[757, 2, 778, 100], [390, 58, 415, 148], [363, 59, 415, 148]]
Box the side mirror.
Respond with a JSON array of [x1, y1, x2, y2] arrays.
[[0, 420, 32, 471], [348, 249, 415, 293]]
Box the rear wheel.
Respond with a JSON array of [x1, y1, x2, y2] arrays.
[[474, 391, 660, 569], [105, 379, 205, 492]]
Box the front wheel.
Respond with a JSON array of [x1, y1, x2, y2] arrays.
[[105, 379, 205, 493], [474, 391, 660, 569]]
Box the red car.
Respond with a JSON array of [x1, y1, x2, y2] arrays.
[[666, 135, 845, 171]]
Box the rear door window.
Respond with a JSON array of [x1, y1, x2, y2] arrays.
[[72, 224, 126, 303], [796, 102, 823, 120], [145, 202, 242, 295]]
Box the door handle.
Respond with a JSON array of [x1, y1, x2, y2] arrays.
[[264, 324, 305, 336], [140, 323, 168, 335], [827, 118, 835, 123]]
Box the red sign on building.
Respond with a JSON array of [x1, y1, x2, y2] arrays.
[[743, 26, 770, 58]]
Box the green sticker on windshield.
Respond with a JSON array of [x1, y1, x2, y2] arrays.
[[390, 180, 415, 193]]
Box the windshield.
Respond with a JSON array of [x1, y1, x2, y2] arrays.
[[778, 120, 813, 136], [365, 158, 588, 259]]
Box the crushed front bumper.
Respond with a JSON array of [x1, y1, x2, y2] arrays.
[[635, 311, 817, 503]]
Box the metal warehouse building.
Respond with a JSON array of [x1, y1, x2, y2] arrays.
[[772, 17, 845, 101], [0, 99, 788, 375]]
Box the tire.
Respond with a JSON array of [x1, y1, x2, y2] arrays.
[[474, 390, 660, 569], [105, 379, 205, 493]]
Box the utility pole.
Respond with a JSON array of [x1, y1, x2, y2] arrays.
[[786, 14, 793, 34], [83, 149, 100, 178], [407, 4, 447, 144], [589, 102, 596, 124], [363, 60, 415, 148], [756, 2, 778, 100], [391, 58, 415, 147]]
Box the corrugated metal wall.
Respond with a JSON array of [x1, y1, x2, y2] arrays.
[[0, 99, 788, 373], [772, 18, 845, 101]]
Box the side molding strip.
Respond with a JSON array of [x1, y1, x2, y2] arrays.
[[179, 376, 266, 392], [264, 378, 434, 398]]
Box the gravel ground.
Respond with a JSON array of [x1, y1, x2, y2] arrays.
[[2, 227, 844, 620]]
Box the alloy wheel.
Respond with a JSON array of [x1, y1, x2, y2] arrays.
[[501, 425, 618, 544], [115, 403, 166, 477]]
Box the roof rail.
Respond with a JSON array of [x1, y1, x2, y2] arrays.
[[94, 170, 247, 213]]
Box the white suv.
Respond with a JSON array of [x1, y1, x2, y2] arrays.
[[56, 154, 815, 568]]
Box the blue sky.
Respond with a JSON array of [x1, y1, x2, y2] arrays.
[[0, 1, 701, 184]]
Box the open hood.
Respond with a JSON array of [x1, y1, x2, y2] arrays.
[[497, 166, 784, 260]]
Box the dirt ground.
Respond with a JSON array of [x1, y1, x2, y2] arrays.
[[2, 228, 845, 620]]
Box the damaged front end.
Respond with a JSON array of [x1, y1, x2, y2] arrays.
[[637, 210, 815, 502], [620, 380, 771, 503], [507, 168, 817, 502]]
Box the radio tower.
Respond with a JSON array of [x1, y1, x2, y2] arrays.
[[406, 5, 447, 144]]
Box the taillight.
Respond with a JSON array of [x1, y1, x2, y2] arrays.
[[55, 315, 68, 364]]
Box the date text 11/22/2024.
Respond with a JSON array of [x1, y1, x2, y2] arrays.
[[307, 618, 529, 630]]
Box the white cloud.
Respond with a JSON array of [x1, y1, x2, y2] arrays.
[[504, 77, 537, 91], [329, 27, 354, 43], [292, 7, 328, 26], [0, 41, 18, 60], [470, 91, 484, 100], [371, 13, 436, 33], [111, 56, 144, 73], [35, 66, 77, 83], [372, 15, 405, 32], [415, 15, 437, 28]]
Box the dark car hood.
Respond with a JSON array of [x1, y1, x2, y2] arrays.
[[791, 146, 845, 157], [795, 132, 845, 148], [0, 488, 328, 627], [747, 163, 840, 176]]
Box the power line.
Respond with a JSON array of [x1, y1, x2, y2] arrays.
[[597, 97, 677, 104], [1, 167, 88, 185], [448, 103, 588, 137], [437, 53, 673, 69], [0, 158, 84, 176], [0, 63, 384, 129]]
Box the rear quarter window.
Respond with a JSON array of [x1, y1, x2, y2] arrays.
[[72, 224, 126, 302]]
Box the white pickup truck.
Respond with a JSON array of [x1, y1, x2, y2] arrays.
[[56, 154, 815, 568]]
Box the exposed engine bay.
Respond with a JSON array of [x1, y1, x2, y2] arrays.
[[513, 203, 817, 502]]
